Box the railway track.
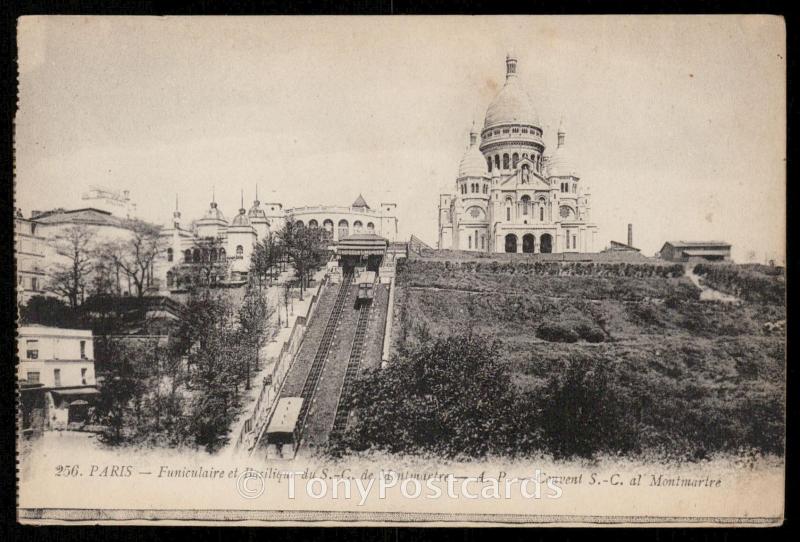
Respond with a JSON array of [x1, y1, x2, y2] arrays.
[[294, 273, 352, 443], [330, 298, 372, 437]]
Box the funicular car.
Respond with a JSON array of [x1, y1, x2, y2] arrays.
[[356, 270, 377, 305]]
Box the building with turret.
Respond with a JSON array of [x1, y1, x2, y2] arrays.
[[439, 52, 597, 253]]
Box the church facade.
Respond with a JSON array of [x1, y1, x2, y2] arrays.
[[438, 53, 597, 254]]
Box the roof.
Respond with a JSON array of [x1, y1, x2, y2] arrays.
[[352, 194, 370, 208], [338, 233, 389, 256], [230, 208, 252, 227], [33, 208, 125, 227], [266, 397, 303, 434], [664, 241, 732, 248], [484, 59, 540, 129], [17, 325, 93, 338], [51, 387, 100, 397], [682, 249, 731, 257], [607, 240, 641, 252], [197, 202, 227, 225]]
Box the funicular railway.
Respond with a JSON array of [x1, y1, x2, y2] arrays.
[[260, 234, 391, 459]]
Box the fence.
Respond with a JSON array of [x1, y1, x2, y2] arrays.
[[235, 275, 328, 452]]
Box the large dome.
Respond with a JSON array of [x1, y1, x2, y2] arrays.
[[483, 54, 540, 130], [458, 133, 488, 178]]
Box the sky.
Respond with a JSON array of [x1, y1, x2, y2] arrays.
[[15, 16, 786, 262]]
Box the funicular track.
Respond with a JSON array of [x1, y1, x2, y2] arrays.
[[330, 288, 373, 437], [293, 273, 353, 443]]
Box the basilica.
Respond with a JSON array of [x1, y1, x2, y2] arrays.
[[438, 52, 597, 254]]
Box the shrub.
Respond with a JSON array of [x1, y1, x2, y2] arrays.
[[574, 323, 606, 343], [536, 322, 579, 343]]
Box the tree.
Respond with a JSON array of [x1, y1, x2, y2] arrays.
[[238, 287, 274, 389], [47, 224, 94, 309], [176, 236, 230, 290], [97, 220, 163, 298], [250, 233, 282, 290], [18, 295, 79, 328], [277, 217, 328, 299]]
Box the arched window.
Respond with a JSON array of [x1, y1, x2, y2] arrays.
[[468, 236, 472, 249], [512, 153, 519, 168], [503, 154, 510, 169], [166, 271, 174, 288], [521, 195, 531, 215], [338, 219, 349, 239], [487, 157, 493, 172], [523, 153, 528, 159], [295, 220, 304, 228], [192, 248, 201, 263], [308, 219, 318, 228], [210, 248, 217, 262], [494, 155, 500, 170], [167, 248, 173, 262], [323, 219, 334, 233], [366, 222, 375, 233], [219, 248, 226, 260], [353, 220, 363, 233], [483, 184, 488, 194], [540, 206, 545, 222], [236, 245, 244, 257], [184, 249, 192, 263]]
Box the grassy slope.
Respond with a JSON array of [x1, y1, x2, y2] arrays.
[[389, 258, 785, 458]]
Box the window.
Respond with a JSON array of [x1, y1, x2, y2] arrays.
[[487, 157, 492, 172], [236, 245, 244, 257], [494, 155, 500, 169], [308, 219, 318, 228], [25, 340, 38, 360], [468, 236, 472, 249], [353, 220, 363, 233], [219, 248, 226, 260], [81, 368, 87, 385], [192, 248, 201, 262], [31, 277, 38, 291], [167, 248, 173, 262], [54, 369, 61, 388], [27, 372, 40, 384], [522, 195, 530, 215], [481, 235, 485, 250], [503, 154, 510, 169], [338, 219, 349, 239], [522, 128, 528, 133], [502, 128, 509, 134], [506, 207, 511, 221], [167, 271, 174, 288], [573, 234, 577, 249], [540, 206, 545, 222], [184, 249, 192, 263], [367, 222, 375, 233], [483, 184, 488, 194], [512, 127, 519, 133], [512, 153, 519, 168], [80, 341, 86, 359]]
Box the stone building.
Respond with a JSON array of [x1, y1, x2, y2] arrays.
[[438, 52, 598, 253]]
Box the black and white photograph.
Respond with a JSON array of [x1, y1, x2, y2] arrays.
[[14, 15, 786, 526]]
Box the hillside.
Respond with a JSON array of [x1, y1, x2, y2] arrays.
[[334, 257, 785, 461]]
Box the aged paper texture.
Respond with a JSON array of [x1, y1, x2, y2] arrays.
[[15, 15, 785, 526]]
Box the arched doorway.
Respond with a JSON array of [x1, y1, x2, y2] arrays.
[[540, 233, 553, 253], [522, 234, 535, 253], [505, 234, 517, 253]]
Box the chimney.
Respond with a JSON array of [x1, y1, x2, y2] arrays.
[[627, 224, 633, 247]]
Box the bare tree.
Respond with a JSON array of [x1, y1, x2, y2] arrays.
[[98, 220, 163, 298], [47, 224, 94, 309], [175, 236, 230, 290]]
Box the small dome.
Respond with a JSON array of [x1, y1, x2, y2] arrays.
[[248, 200, 267, 219], [458, 139, 488, 178], [547, 146, 579, 178], [199, 201, 227, 224], [231, 208, 251, 227]]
